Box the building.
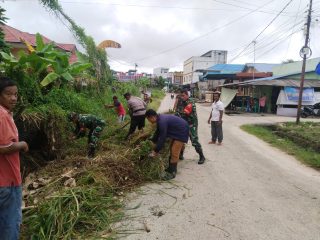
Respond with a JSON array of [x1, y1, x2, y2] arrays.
[[183, 50, 227, 86], [220, 58, 320, 115], [1, 24, 78, 63], [153, 67, 169, 79], [167, 71, 183, 86], [114, 70, 144, 82]]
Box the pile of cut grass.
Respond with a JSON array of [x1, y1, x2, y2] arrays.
[[21, 89, 168, 239]]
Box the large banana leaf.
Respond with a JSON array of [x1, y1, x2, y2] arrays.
[[0, 52, 18, 63], [36, 33, 45, 52], [61, 72, 74, 82], [68, 62, 92, 75], [41, 72, 60, 87]]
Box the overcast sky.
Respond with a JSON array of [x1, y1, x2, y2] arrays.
[[2, 0, 320, 73]]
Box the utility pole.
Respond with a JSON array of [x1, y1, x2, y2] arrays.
[[296, 0, 313, 124], [252, 40, 256, 81], [134, 63, 138, 84]]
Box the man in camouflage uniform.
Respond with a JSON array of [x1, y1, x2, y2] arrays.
[[175, 89, 205, 164], [68, 112, 106, 158], [173, 92, 184, 115]]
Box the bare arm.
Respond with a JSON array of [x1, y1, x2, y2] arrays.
[[0, 141, 29, 154], [219, 110, 223, 123], [207, 112, 212, 124], [104, 104, 114, 109]]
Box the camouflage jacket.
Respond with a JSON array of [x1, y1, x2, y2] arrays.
[[179, 98, 198, 126], [74, 114, 106, 138], [174, 96, 185, 117]]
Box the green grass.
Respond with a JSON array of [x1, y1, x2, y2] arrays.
[[241, 124, 320, 168], [21, 87, 167, 240]]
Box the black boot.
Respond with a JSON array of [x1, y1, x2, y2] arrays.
[[179, 149, 184, 160], [196, 148, 205, 165], [88, 146, 95, 158], [162, 163, 177, 180]]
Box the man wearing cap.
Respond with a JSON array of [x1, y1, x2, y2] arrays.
[[123, 92, 146, 140], [68, 113, 106, 158]]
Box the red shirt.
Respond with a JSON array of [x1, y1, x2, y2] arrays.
[[0, 105, 21, 187], [114, 101, 126, 116]]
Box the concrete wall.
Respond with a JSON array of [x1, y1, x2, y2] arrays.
[[183, 50, 228, 85]]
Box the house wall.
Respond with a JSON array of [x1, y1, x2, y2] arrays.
[[153, 67, 169, 79], [183, 50, 227, 85]]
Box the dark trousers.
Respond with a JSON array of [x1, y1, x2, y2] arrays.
[[127, 115, 145, 138], [211, 121, 223, 143]]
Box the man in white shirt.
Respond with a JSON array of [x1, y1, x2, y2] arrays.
[[207, 92, 224, 145]]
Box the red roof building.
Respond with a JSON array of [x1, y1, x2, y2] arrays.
[[1, 24, 78, 63]]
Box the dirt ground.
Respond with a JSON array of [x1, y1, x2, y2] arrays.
[[118, 94, 320, 240]]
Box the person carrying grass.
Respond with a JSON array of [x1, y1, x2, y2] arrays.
[[146, 109, 189, 180]]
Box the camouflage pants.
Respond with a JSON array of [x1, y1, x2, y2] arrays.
[[88, 124, 105, 149], [189, 125, 203, 152]]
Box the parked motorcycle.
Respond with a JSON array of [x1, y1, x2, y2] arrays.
[[301, 102, 320, 118]]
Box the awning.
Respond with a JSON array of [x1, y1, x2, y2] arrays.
[[249, 79, 320, 87], [221, 87, 238, 107], [220, 79, 320, 87]]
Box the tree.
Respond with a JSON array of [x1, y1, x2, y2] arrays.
[[38, 0, 111, 87], [0, 6, 9, 53], [137, 77, 151, 90], [154, 76, 166, 89], [282, 59, 295, 64]]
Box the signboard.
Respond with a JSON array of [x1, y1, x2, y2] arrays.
[[284, 87, 314, 102]]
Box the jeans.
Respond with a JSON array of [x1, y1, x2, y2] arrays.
[[211, 121, 223, 143], [0, 186, 22, 240]]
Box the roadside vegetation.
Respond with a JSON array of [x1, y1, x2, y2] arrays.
[[0, 4, 168, 239], [241, 122, 320, 169]]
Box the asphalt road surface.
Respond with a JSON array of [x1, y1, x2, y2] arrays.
[[119, 94, 320, 240]]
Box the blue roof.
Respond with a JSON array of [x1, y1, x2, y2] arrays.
[[207, 64, 246, 73]]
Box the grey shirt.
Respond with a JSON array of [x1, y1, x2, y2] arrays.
[[127, 96, 147, 116]]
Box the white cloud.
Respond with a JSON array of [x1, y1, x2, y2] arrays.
[[2, 0, 319, 73]]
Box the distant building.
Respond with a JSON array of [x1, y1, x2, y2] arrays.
[[167, 71, 183, 86], [183, 50, 227, 85], [153, 67, 169, 79], [114, 70, 144, 82], [1, 24, 78, 63]]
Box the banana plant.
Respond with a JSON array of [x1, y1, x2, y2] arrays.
[[0, 33, 92, 88]]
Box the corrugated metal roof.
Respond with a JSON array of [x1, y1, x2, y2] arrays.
[[207, 64, 245, 73], [250, 79, 320, 87], [1, 24, 78, 63], [272, 57, 320, 76], [245, 63, 280, 72]]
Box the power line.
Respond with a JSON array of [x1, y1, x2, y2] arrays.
[[211, 0, 296, 16], [255, 28, 303, 60], [131, 0, 277, 63], [229, 0, 295, 62], [282, 0, 303, 60], [228, 19, 304, 60], [59, 0, 297, 16]]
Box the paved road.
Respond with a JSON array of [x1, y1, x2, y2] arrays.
[[119, 94, 320, 240]]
